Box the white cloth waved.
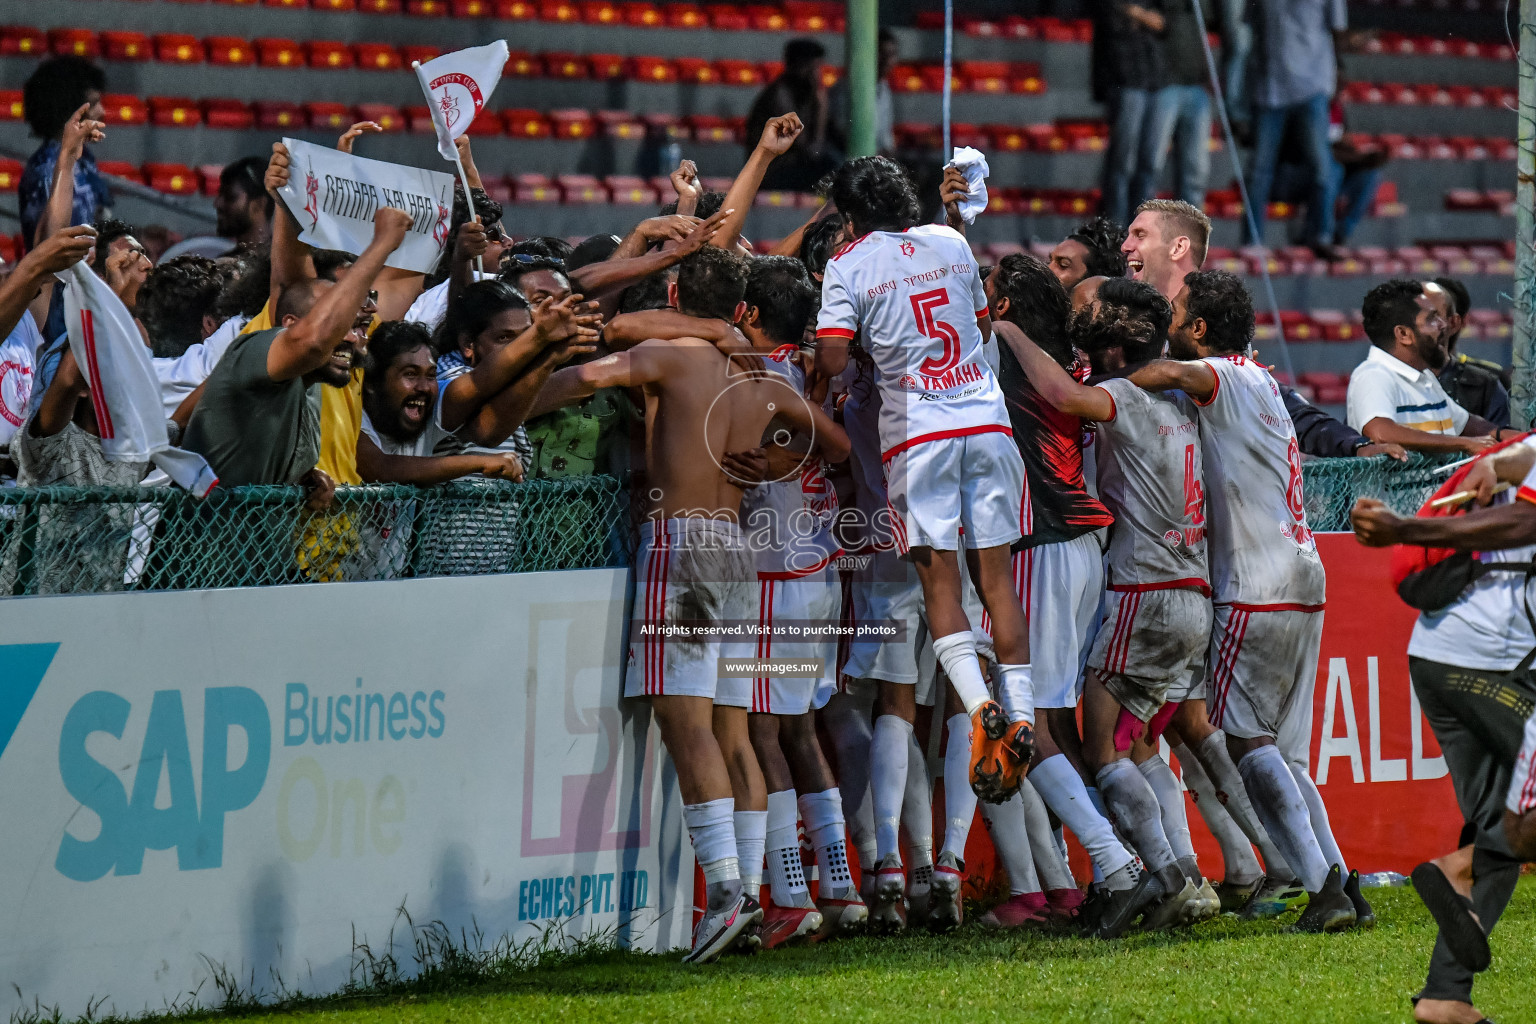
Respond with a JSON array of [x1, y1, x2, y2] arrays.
[[948, 146, 990, 224]]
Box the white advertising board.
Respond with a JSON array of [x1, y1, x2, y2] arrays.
[[0, 570, 690, 1019]]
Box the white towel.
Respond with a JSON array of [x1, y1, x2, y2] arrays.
[[55, 262, 218, 497], [947, 146, 990, 224]]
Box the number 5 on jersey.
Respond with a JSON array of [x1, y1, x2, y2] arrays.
[[911, 288, 961, 377]]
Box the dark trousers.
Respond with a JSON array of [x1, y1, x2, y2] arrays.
[[1407, 656, 1535, 1004]]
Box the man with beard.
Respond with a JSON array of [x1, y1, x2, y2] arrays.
[[1048, 217, 1128, 293], [1427, 278, 1510, 429], [1345, 280, 1509, 455], [184, 208, 410, 485]]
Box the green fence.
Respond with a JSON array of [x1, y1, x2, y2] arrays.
[[0, 455, 1450, 597]]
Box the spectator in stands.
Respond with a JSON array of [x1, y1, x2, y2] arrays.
[[136, 255, 230, 360], [162, 157, 276, 262], [18, 57, 109, 251], [183, 208, 411, 487], [828, 27, 899, 157], [746, 39, 840, 191], [1145, 0, 1230, 216], [1243, 0, 1347, 256], [1091, 0, 1169, 226], [1048, 216, 1128, 291], [1432, 277, 1512, 427], [1345, 279, 1510, 455], [502, 255, 572, 304], [1282, 386, 1405, 460], [1268, 92, 1386, 249]]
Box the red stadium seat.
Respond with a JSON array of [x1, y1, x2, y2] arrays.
[[502, 109, 551, 138], [354, 103, 404, 131], [307, 41, 354, 69], [666, 3, 707, 27], [959, 61, 1011, 94], [0, 235, 18, 265], [513, 174, 560, 203], [101, 31, 152, 61], [621, 2, 663, 26], [556, 174, 608, 204], [760, 60, 785, 80], [1012, 63, 1046, 93], [607, 176, 659, 205], [984, 124, 1028, 151], [706, 4, 749, 29], [406, 0, 449, 14], [198, 164, 223, 196], [505, 52, 541, 77], [0, 27, 46, 58], [715, 60, 763, 87], [631, 56, 677, 83], [543, 52, 589, 79], [641, 112, 685, 138], [895, 122, 941, 149], [0, 159, 22, 193], [747, 5, 789, 30], [254, 100, 306, 131], [48, 28, 99, 59], [465, 107, 503, 136], [155, 34, 204, 64], [354, 43, 403, 71], [540, 0, 582, 21], [495, 0, 536, 17], [550, 108, 597, 139], [255, 38, 304, 67], [205, 36, 254, 66], [264, 0, 307, 8], [400, 45, 442, 65], [100, 94, 149, 125], [356, 0, 403, 12], [305, 101, 352, 132], [314, 0, 358, 10], [890, 64, 926, 93], [685, 114, 735, 144], [145, 162, 200, 195], [0, 90, 22, 122], [203, 98, 254, 129], [676, 58, 718, 85], [452, 0, 497, 15], [595, 109, 644, 139], [581, 0, 621, 24], [589, 54, 628, 79], [149, 96, 202, 127], [97, 161, 145, 184], [402, 105, 435, 133]]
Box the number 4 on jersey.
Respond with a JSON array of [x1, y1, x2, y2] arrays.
[[1183, 443, 1206, 526], [910, 288, 961, 377]]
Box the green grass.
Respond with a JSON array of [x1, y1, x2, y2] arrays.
[[97, 880, 1536, 1024]]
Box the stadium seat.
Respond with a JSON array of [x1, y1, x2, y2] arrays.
[[256, 38, 304, 67], [503, 109, 551, 138], [264, 0, 308, 8], [400, 45, 443, 65], [354, 103, 404, 131], [355, 43, 403, 71], [48, 28, 99, 59], [631, 56, 677, 83], [203, 98, 255, 129], [0, 159, 22, 193], [685, 114, 735, 144], [356, 0, 403, 12], [314, 0, 359, 9], [540, 0, 581, 21], [512, 173, 560, 203], [714, 60, 764, 87], [149, 96, 202, 127], [308, 41, 354, 69], [0, 91, 22, 122], [155, 34, 204, 64], [145, 162, 200, 195], [607, 175, 659, 204], [198, 164, 224, 196], [641, 112, 686, 139], [506, 52, 541, 77], [595, 109, 644, 139], [97, 161, 146, 184], [706, 4, 749, 29], [0, 27, 46, 58], [543, 52, 589, 78], [550, 108, 597, 139], [589, 54, 629, 80], [556, 174, 609, 204], [305, 101, 352, 132], [984, 124, 1029, 151], [100, 94, 150, 126], [254, 100, 306, 131], [101, 31, 153, 61], [676, 58, 718, 85], [206, 36, 255, 66], [465, 109, 503, 136]]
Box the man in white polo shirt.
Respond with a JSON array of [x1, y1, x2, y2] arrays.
[[1346, 279, 1510, 456]]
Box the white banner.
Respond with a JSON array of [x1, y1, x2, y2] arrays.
[[276, 139, 455, 274], [0, 571, 691, 1019]]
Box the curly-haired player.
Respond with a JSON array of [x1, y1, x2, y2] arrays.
[[1047, 216, 1127, 291]]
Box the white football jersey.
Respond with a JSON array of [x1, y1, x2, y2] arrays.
[[739, 346, 843, 576], [1195, 355, 1326, 607], [816, 225, 1011, 461]]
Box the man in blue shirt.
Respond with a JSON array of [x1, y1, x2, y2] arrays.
[[18, 57, 110, 250]]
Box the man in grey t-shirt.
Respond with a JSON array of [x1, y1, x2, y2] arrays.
[[184, 209, 411, 486]]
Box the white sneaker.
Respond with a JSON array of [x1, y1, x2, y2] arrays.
[[870, 853, 907, 933], [929, 851, 964, 932], [683, 894, 763, 964]]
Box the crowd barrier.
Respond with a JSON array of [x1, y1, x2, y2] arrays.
[[0, 455, 1465, 1017]]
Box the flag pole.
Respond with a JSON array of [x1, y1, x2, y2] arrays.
[[413, 60, 483, 275]]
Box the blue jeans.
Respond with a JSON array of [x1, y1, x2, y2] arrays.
[[1271, 158, 1382, 245], [1220, 0, 1252, 127], [1246, 93, 1337, 246], [1102, 87, 1162, 226], [1145, 85, 1213, 211]]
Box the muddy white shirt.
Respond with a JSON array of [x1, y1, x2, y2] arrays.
[[0, 311, 41, 455], [816, 224, 1010, 461]]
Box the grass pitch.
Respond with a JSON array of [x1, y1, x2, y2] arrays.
[[177, 879, 1535, 1024]]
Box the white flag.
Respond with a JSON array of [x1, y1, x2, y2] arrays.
[[55, 262, 218, 497], [413, 41, 509, 161]]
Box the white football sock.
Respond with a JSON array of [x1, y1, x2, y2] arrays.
[[821, 690, 877, 870], [684, 798, 741, 912], [734, 809, 767, 899], [1237, 744, 1330, 893], [980, 794, 1041, 896], [1020, 778, 1075, 892], [1197, 730, 1293, 880], [931, 631, 992, 714], [1030, 753, 1134, 878], [871, 714, 911, 862], [765, 790, 808, 908], [1289, 761, 1347, 876], [798, 788, 856, 893], [1174, 742, 1262, 885], [1096, 758, 1177, 874], [996, 663, 1035, 725], [1138, 755, 1199, 879], [941, 713, 978, 860], [902, 721, 933, 857]]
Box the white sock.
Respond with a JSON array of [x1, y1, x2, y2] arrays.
[[1096, 759, 1177, 875], [684, 798, 741, 912], [1054, 825, 1069, 870], [799, 788, 856, 893], [931, 631, 992, 714], [1138, 755, 1198, 877], [941, 713, 978, 860], [908, 837, 934, 895], [734, 809, 767, 899], [1020, 779, 1075, 892], [1289, 761, 1347, 876], [822, 691, 876, 869], [1197, 730, 1293, 880], [871, 714, 911, 861], [996, 663, 1035, 725], [765, 790, 808, 908], [1237, 744, 1330, 892], [902, 722, 933, 860], [980, 794, 1041, 896], [1174, 742, 1262, 885], [1030, 754, 1134, 878]]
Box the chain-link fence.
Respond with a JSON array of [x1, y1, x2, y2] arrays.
[[0, 456, 1450, 597]]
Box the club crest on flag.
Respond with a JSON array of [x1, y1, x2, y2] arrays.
[[430, 72, 484, 132]]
